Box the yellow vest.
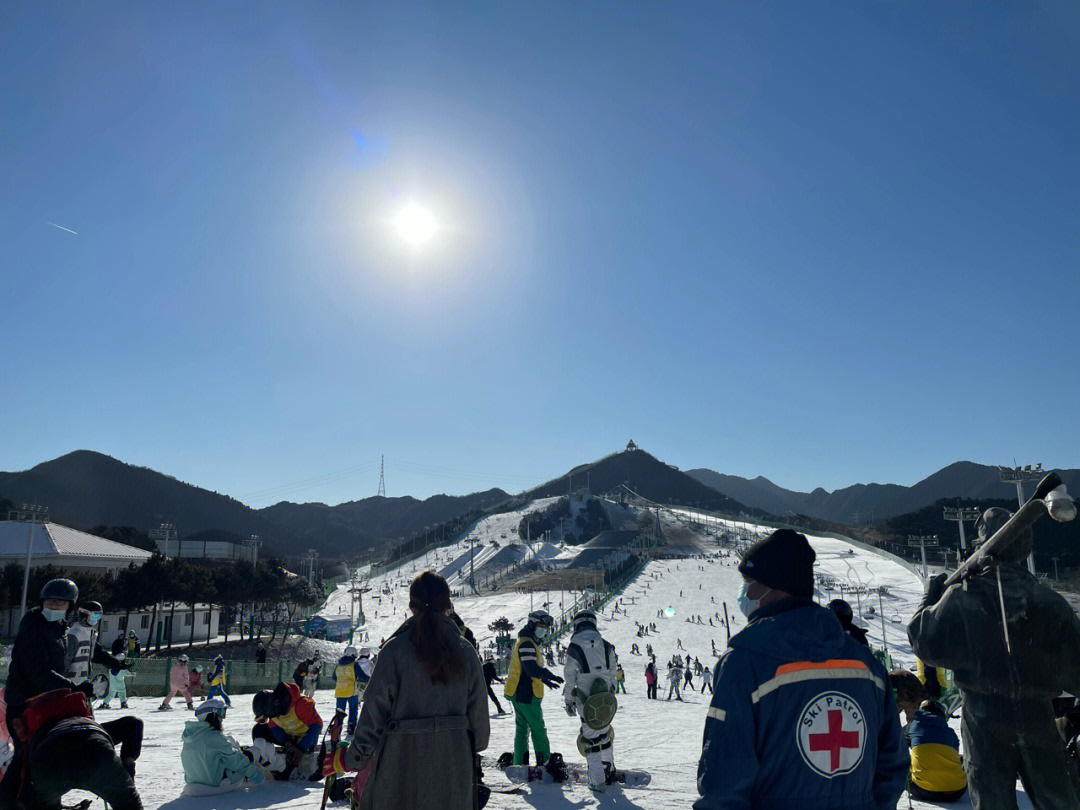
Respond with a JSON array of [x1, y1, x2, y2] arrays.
[[505, 635, 544, 700], [335, 661, 357, 698]]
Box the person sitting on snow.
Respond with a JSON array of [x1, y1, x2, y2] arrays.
[[250, 682, 323, 781], [100, 655, 134, 710], [906, 700, 967, 804], [161, 653, 193, 710], [333, 646, 368, 734], [563, 610, 619, 792], [182, 697, 265, 792]]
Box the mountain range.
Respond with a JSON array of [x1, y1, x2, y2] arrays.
[[0, 451, 507, 560], [687, 462, 1080, 524]]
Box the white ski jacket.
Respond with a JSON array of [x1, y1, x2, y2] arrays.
[[563, 626, 617, 709], [64, 621, 99, 684]]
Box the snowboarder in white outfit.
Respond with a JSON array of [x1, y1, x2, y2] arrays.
[[563, 610, 618, 792]]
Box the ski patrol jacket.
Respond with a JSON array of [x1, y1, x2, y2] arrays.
[[5, 608, 80, 720], [333, 656, 366, 698], [181, 719, 266, 787], [909, 566, 1080, 700], [269, 681, 323, 751], [169, 660, 191, 691], [563, 625, 616, 709], [695, 599, 906, 810], [907, 709, 966, 794], [504, 625, 559, 704]]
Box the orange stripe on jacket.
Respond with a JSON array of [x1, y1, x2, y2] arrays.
[[774, 659, 870, 677]]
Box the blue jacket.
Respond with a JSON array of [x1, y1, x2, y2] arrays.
[[695, 600, 906, 810]]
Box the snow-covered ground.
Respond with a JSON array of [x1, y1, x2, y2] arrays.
[[67, 508, 1037, 809]]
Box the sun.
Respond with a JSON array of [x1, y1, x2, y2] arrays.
[[394, 203, 438, 247]]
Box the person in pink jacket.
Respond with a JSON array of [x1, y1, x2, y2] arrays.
[[161, 653, 194, 710]]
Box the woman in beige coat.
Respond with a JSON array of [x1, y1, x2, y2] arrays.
[[332, 570, 489, 810]]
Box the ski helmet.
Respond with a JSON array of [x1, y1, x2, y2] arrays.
[[827, 599, 854, 625], [572, 610, 597, 632], [528, 610, 554, 627], [194, 665, 203, 673], [344, 645, 358, 658], [195, 697, 227, 722], [40, 578, 78, 604], [252, 690, 274, 721], [116, 653, 126, 662], [178, 653, 188, 662], [129, 630, 138, 638], [359, 647, 372, 658]]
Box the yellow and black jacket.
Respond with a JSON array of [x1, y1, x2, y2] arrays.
[[504, 626, 558, 704], [908, 709, 966, 793]]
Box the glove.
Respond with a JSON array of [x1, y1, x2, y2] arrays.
[[542, 674, 564, 688], [565, 702, 576, 717], [323, 746, 348, 776]]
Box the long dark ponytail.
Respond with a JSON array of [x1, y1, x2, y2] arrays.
[[409, 571, 466, 685]]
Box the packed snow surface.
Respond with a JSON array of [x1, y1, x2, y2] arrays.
[[82, 507, 1035, 809]]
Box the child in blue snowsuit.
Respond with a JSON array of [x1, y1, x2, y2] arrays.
[[207, 655, 231, 708], [332, 646, 369, 734], [101, 656, 134, 709]]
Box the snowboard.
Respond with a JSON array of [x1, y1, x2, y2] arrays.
[[567, 764, 651, 788], [505, 764, 650, 789]]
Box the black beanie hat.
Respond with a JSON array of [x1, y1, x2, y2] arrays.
[[738, 529, 815, 599]]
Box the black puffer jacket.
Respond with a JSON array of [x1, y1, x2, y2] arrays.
[[5, 608, 78, 720]]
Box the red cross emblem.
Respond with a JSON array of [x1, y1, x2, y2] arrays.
[[797, 692, 867, 778], [809, 710, 861, 771]]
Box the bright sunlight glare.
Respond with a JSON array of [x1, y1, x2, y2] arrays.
[[394, 203, 439, 247]]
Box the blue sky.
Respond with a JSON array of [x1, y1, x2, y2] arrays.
[[2, 2, 1078, 506]]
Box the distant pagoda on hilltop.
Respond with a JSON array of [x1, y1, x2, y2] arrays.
[[626, 439, 638, 452]]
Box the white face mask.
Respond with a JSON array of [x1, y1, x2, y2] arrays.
[[535, 626, 549, 640], [737, 582, 771, 618]]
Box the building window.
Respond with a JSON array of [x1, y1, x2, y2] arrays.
[[203, 612, 211, 625], [141, 615, 150, 629], [118, 616, 128, 631], [102, 620, 109, 633], [184, 613, 192, 626]]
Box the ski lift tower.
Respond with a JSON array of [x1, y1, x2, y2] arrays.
[[9, 504, 49, 619], [942, 506, 980, 553], [999, 464, 1043, 574], [907, 535, 939, 578]]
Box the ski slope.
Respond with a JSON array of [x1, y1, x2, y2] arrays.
[[91, 512, 1034, 809]]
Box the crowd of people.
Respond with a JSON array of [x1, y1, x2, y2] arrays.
[[1, 508, 1079, 809]]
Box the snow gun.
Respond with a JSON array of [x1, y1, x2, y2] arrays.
[[944, 471, 1076, 588]]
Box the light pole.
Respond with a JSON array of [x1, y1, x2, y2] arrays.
[[943, 506, 980, 553], [10, 504, 49, 619], [149, 523, 177, 558], [999, 464, 1043, 574]]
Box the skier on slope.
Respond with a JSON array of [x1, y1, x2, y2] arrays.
[[909, 507, 1080, 810], [100, 654, 134, 710], [161, 653, 194, 710], [667, 657, 683, 701], [64, 600, 126, 686], [333, 646, 366, 734], [563, 610, 619, 792], [483, 652, 506, 715], [505, 610, 564, 766]]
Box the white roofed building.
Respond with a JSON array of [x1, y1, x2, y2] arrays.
[[0, 520, 152, 576]]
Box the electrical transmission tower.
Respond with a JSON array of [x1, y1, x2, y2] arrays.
[[377, 455, 386, 497]]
